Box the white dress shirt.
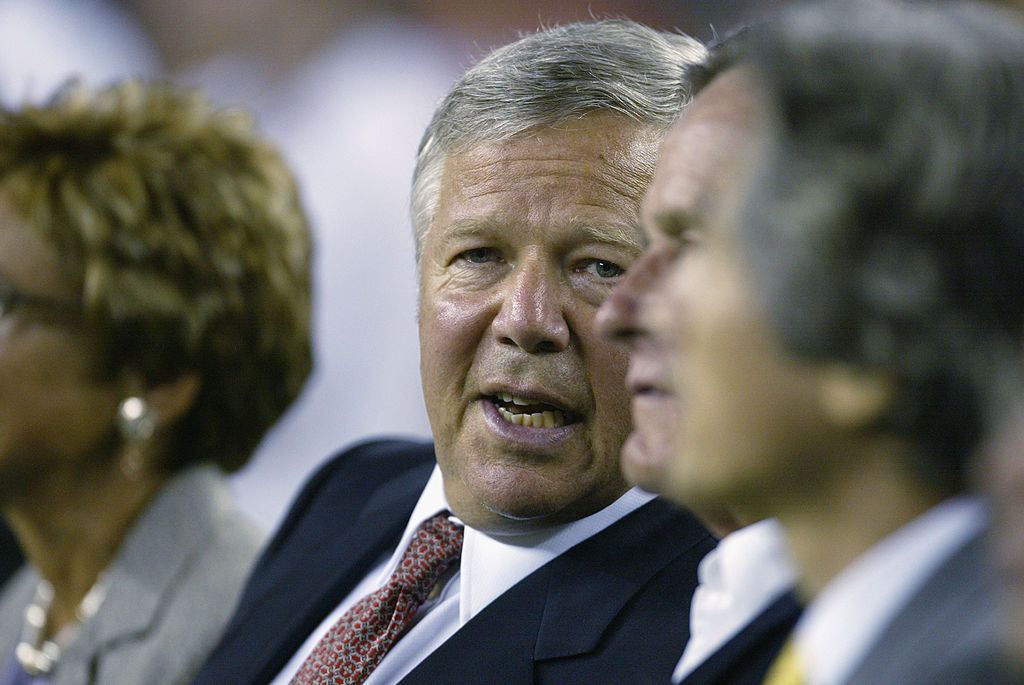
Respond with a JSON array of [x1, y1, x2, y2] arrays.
[[271, 466, 656, 684], [672, 518, 798, 683], [792, 497, 987, 685]]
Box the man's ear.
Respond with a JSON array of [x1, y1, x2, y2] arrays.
[[817, 363, 895, 432]]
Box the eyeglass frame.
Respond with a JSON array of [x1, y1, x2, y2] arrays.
[[0, 280, 83, 321]]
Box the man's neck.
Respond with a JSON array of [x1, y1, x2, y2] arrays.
[[776, 452, 946, 600]]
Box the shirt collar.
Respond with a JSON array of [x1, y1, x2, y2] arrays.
[[795, 496, 987, 685], [697, 518, 796, 601], [388, 465, 656, 625], [373, 466, 452, 585], [673, 518, 797, 682]]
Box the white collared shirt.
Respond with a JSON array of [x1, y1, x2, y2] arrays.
[[271, 466, 656, 684], [672, 518, 798, 683], [792, 497, 987, 685]]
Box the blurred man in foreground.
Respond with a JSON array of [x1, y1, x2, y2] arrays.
[[596, 29, 801, 685], [645, 2, 1024, 683]]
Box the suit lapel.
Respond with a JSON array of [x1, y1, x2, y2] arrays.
[[204, 446, 434, 685], [679, 592, 802, 685], [397, 571, 547, 684], [534, 500, 708, 659], [402, 499, 713, 684], [844, 530, 1000, 685]]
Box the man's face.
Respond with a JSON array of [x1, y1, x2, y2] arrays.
[[643, 69, 842, 514], [419, 113, 658, 533], [596, 67, 767, 496]]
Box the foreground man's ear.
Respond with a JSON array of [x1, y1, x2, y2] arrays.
[[816, 363, 895, 433]]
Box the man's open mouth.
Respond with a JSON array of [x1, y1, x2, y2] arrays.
[[487, 393, 579, 428]]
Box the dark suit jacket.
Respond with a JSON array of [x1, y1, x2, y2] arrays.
[[678, 591, 801, 685], [191, 438, 716, 685]]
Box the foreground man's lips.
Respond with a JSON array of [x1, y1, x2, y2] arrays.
[[627, 378, 672, 399]]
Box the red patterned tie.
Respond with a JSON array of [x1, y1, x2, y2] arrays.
[[291, 512, 464, 685]]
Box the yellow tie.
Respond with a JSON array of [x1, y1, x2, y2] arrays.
[[762, 638, 805, 685]]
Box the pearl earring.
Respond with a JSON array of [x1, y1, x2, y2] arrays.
[[117, 397, 156, 479], [117, 396, 156, 442]]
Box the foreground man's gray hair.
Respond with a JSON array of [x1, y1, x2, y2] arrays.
[[738, 0, 1024, 493]]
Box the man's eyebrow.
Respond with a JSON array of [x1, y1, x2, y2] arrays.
[[651, 209, 697, 239], [568, 221, 644, 253], [434, 220, 644, 253], [432, 220, 499, 251]]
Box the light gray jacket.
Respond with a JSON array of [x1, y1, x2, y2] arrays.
[[0, 464, 265, 685], [845, 530, 1015, 685]]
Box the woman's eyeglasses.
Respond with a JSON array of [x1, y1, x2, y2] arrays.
[[0, 281, 82, 320]]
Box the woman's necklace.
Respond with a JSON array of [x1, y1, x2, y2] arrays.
[[15, 575, 109, 676]]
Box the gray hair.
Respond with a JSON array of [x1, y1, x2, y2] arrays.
[[410, 19, 706, 260], [739, 0, 1024, 492]]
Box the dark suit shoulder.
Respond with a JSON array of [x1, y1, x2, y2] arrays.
[[680, 591, 802, 685], [404, 498, 716, 685], [260, 437, 435, 561], [190, 438, 435, 685]]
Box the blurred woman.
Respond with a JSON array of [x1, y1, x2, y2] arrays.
[[0, 79, 312, 684]]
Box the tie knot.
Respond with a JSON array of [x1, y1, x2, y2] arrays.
[[393, 512, 463, 591], [290, 512, 465, 685], [416, 511, 463, 551]]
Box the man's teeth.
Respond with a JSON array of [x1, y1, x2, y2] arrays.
[[494, 393, 567, 428], [496, 405, 567, 428]]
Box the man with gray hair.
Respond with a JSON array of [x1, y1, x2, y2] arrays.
[[191, 20, 716, 685], [640, 2, 1024, 683]]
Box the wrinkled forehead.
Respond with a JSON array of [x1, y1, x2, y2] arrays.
[[447, 113, 664, 185], [431, 114, 663, 240]]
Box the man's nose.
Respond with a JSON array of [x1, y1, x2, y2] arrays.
[[492, 260, 570, 353], [596, 250, 657, 344]]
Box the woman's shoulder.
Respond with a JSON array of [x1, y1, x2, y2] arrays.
[[86, 466, 266, 685]]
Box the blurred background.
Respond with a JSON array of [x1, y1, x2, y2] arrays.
[[0, 0, 782, 529]]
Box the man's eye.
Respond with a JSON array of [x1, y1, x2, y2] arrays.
[[680, 229, 705, 251], [459, 247, 501, 264], [582, 259, 625, 279]]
